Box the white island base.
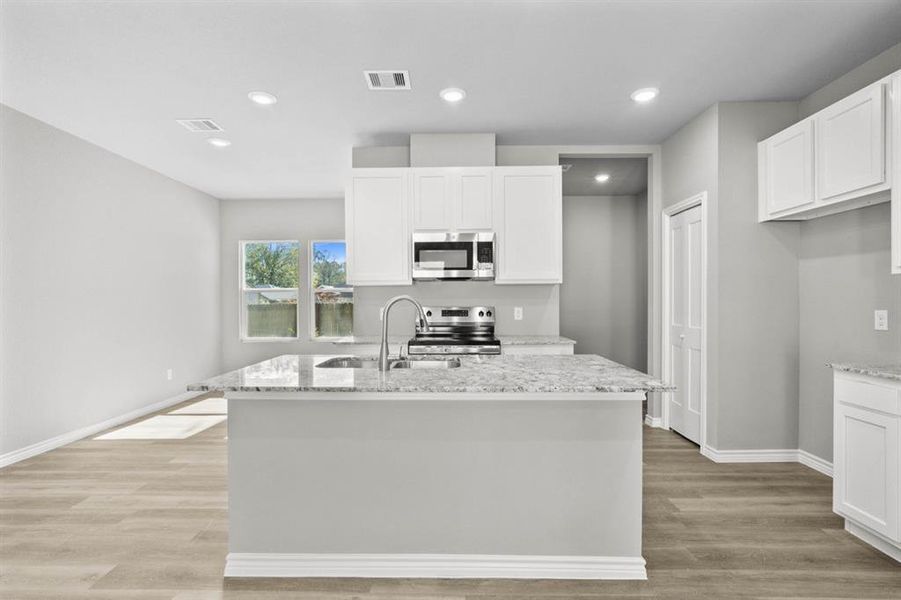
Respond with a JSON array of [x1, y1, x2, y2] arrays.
[[224, 390, 646, 580]]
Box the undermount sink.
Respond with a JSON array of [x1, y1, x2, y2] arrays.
[[316, 357, 379, 369], [315, 356, 461, 370], [390, 358, 461, 369]]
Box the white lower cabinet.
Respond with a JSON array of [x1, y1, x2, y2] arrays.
[[833, 372, 901, 561]]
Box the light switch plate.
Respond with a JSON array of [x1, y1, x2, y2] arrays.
[[874, 309, 888, 331], [514, 307, 523, 321]]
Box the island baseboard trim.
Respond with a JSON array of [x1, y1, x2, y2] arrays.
[[0, 390, 201, 469], [224, 553, 648, 580]]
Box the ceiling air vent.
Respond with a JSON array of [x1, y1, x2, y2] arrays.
[[364, 70, 411, 90], [176, 118, 224, 133]]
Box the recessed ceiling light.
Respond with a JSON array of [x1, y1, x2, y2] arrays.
[[595, 173, 611, 183], [207, 138, 231, 148], [248, 90, 278, 106], [440, 87, 466, 103], [631, 87, 659, 103]]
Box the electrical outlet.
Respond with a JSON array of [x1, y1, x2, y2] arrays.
[[514, 306, 523, 321], [874, 309, 888, 331], [166, 368, 173, 381]]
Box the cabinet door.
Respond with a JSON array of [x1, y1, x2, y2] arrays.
[[493, 167, 562, 284], [892, 74, 901, 275], [455, 168, 493, 230], [834, 401, 900, 541], [816, 83, 886, 202], [345, 169, 411, 286], [412, 170, 453, 230], [760, 120, 815, 218]]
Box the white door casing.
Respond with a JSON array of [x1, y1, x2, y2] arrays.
[[663, 194, 706, 447]]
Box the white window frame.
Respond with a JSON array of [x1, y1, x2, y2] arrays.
[[310, 239, 353, 340], [239, 239, 301, 342]]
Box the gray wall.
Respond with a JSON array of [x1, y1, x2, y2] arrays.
[[219, 198, 345, 371], [660, 106, 721, 443], [561, 195, 647, 370], [799, 42, 901, 118], [796, 42, 901, 462], [799, 205, 901, 461], [660, 102, 801, 450], [0, 105, 221, 455], [715, 102, 801, 450]]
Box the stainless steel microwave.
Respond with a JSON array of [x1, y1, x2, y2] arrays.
[[411, 232, 495, 281]]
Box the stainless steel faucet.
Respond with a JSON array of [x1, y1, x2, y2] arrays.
[[379, 295, 429, 371]]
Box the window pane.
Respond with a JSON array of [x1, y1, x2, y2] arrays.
[[312, 241, 353, 337], [245, 290, 298, 338], [244, 242, 299, 288]]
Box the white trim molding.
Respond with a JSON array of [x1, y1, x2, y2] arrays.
[[224, 553, 648, 580], [701, 446, 798, 463], [644, 414, 664, 428], [798, 449, 834, 477], [661, 192, 708, 446], [845, 521, 901, 563], [0, 390, 201, 469], [701, 445, 834, 477]]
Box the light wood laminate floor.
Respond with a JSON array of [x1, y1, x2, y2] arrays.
[[1, 392, 899, 599]]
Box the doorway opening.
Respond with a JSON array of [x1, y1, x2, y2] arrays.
[[558, 157, 649, 371]]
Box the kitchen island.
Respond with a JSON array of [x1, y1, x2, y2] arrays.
[[189, 354, 667, 580]]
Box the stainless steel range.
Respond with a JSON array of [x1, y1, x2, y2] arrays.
[[407, 306, 501, 355]]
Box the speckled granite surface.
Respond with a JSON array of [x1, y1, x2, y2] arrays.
[[829, 363, 901, 382], [329, 335, 576, 346], [188, 354, 668, 394]]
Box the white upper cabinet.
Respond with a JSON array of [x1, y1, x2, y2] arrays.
[[345, 168, 412, 286], [412, 168, 493, 231], [816, 83, 886, 202], [347, 165, 561, 285], [758, 120, 815, 220], [759, 75, 895, 225], [493, 166, 563, 284], [412, 169, 453, 230], [456, 168, 494, 230]]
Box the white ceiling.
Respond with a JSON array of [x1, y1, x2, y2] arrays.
[[562, 158, 648, 196], [2, 1, 900, 200]]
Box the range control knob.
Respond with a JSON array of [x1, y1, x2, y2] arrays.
[[478, 311, 485, 317], [486, 310, 492, 317], [426, 310, 432, 317]]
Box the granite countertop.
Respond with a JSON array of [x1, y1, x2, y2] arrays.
[[329, 335, 576, 346], [188, 354, 669, 394], [829, 362, 901, 382]]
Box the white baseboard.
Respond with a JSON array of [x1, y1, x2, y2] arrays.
[[643, 414, 664, 428], [224, 553, 648, 580], [700, 445, 834, 477], [700, 446, 798, 463], [0, 390, 201, 469], [845, 521, 901, 562], [798, 449, 834, 477]]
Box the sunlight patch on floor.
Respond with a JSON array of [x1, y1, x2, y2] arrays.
[[93, 415, 226, 440], [169, 397, 227, 415]]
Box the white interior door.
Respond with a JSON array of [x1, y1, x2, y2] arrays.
[[668, 205, 703, 444]]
